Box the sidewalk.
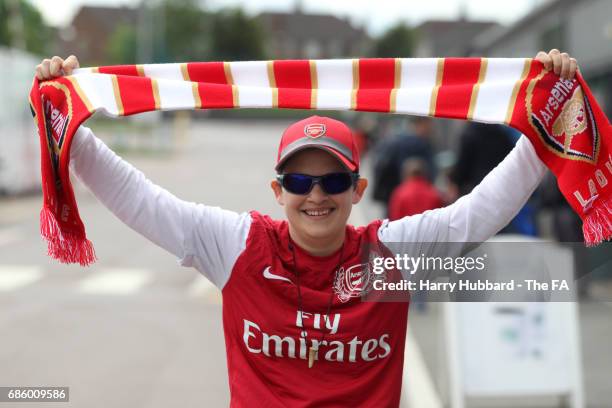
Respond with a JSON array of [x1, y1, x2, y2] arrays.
[[357, 155, 612, 408]]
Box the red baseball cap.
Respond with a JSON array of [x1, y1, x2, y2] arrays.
[[275, 115, 360, 173]]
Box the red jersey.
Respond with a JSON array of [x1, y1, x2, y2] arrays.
[[388, 177, 443, 221], [222, 212, 407, 407]]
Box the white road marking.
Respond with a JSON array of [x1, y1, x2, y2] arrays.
[[402, 330, 443, 408], [0, 227, 24, 247], [187, 275, 216, 298], [0, 266, 43, 291], [78, 269, 151, 295]]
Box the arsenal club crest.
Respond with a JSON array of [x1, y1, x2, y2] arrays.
[[304, 123, 326, 138], [527, 70, 600, 164], [36, 82, 74, 174], [333, 262, 375, 303]]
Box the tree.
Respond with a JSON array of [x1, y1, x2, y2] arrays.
[[104, 1, 267, 63], [372, 22, 415, 58], [0, 0, 51, 55], [157, 0, 212, 62], [209, 8, 267, 61], [106, 24, 138, 65], [105, 0, 212, 63]]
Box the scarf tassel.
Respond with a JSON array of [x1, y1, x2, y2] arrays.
[[582, 198, 612, 246], [40, 206, 97, 266]]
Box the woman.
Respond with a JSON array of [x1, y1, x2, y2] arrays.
[[35, 50, 577, 407]]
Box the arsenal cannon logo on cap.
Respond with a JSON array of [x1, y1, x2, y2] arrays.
[[304, 123, 326, 138]]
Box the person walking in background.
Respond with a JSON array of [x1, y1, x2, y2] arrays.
[[450, 122, 515, 197], [387, 157, 444, 313], [450, 122, 539, 236], [371, 117, 436, 211], [388, 158, 443, 221]]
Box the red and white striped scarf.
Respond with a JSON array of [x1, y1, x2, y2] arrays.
[[29, 58, 611, 265]]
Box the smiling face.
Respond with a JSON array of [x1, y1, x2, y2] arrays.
[[271, 148, 367, 256]]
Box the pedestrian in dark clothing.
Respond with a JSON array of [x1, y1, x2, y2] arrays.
[[372, 117, 435, 208], [450, 122, 515, 196], [450, 122, 539, 235]]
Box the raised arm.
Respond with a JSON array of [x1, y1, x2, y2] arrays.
[[69, 127, 251, 288], [378, 49, 578, 253], [38, 56, 250, 289]]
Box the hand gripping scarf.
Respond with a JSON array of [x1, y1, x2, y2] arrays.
[[29, 58, 611, 265]]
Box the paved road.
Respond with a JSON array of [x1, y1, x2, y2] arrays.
[[0, 119, 290, 408], [1, 119, 610, 408]]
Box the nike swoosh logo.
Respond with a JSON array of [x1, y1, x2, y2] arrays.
[[263, 266, 294, 285]]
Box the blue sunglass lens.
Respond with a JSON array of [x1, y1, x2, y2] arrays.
[[283, 174, 315, 194], [282, 173, 354, 195], [321, 173, 353, 194]]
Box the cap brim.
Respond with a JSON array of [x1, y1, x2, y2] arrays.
[[275, 145, 357, 172]]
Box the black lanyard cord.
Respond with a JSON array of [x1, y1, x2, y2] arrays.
[[289, 240, 345, 357]]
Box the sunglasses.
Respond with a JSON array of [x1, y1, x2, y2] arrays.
[[277, 172, 359, 195]]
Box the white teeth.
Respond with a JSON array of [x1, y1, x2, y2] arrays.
[[304, 209, 331, 216]]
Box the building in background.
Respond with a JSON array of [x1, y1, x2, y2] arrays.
[[472, 0, 612, 116], [257, 9, 370, 59], [55, 5, 370, 64], [56, 6, 138, 66], [414, 18, 499, 57]]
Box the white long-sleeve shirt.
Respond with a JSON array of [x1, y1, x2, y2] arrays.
[[70, 125, 546, 289]]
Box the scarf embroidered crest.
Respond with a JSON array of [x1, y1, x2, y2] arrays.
[[29, 58, 612, 265]]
